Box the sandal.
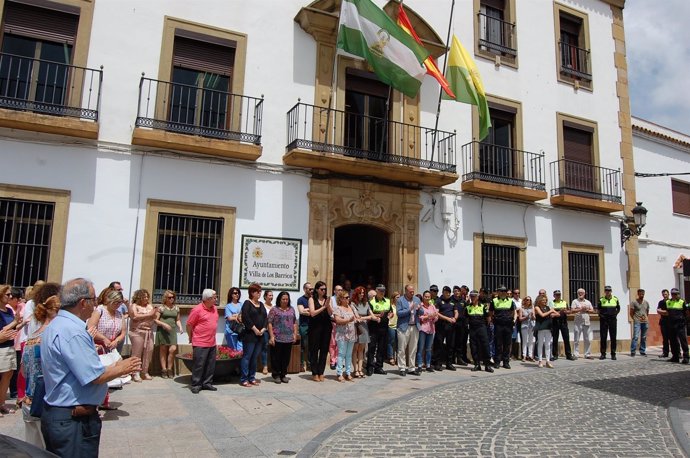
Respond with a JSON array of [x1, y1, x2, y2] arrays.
[[240, 381, 253, 388], [250, 380, 261, 385], [142, 374, 153, 381], [337, 375, 344, 383], [0, 406, 16, 414]]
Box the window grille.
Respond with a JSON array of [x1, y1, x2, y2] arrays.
[[568, 251, 599, 303], [153, 213, 223, 305], [0, 198, 54, 288], [481, 243, 519, 292]]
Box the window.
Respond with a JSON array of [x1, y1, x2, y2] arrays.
[[153, 213, 223, 305], [344, 68, 390, 160], [562, 124, 594, 193], [473, 234, 526, 294], [0, 184, 69, 286], [672, 179, 690, 216], [474, 0, 517, 66], [562, 243, 604, 303], [479, 106, 516, 180], [0, 0, 97, 121], [140, 200, 235, 306], [554, 3, 592, 88]]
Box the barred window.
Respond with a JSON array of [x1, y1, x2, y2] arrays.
[[0, 198, 54, 288], [568, 251, 599, 303], [153, 213, 223, 305], [481, 242, 519, 292]]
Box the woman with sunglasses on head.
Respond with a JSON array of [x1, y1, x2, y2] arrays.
[[308, 281, 333, 382], [224, 287, 243, 352]]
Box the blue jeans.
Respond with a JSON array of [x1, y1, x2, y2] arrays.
[[224, 332, 243, 351], [336, 340, 355, 376], [416, 331, 434, 367], [241, 339, 262, 383], [387, 327, 397, 359], [261, 332, 269, 366], [631, 322, 648, 354]]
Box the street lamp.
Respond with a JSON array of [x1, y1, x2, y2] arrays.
[[620, 201, 648, 246]]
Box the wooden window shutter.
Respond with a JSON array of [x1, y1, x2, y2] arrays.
[[560, 14, 581, 36], [346, 68, 389, 98], [482, 0, 505, 11], [672, 180, 690, 216], [2, 1, 79, 45], [563, 126, 592, 164], [172, 36, 235, 77]]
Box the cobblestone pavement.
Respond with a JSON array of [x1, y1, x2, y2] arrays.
[[311, 358, 690, 457]]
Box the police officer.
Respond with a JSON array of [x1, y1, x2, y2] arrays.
[[466, 290, 493, 373], [598, 285, 620, 360], [452, 285, 470, 366], [659, 288, 689, 364], [551, 290, 575, 361], [490, 285, 517, 369], [366, 284, 392, 376], [431, 286, 457, 371]]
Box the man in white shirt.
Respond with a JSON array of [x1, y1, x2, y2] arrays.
[[571, 288, 593, 359]]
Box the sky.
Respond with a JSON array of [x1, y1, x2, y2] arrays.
[[625, 0, 690, 135]]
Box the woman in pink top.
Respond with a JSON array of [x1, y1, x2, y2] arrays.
[[416, 291, 438, 372], [128, 289, 156, 381]]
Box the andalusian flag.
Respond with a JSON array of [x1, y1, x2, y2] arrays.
[[443, 35, 491, 140], [337, 0, 429, 98], [396, 4, 455, 99]]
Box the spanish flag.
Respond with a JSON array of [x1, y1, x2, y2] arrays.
[[442, 35, 491, 140], [396, 4, 455, 99]]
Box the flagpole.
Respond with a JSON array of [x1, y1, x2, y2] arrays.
[[430, 0, 455, 164]]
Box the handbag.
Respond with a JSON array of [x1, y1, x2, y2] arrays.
[[230, 320, 246, 336], [29, 375, 45, 418], [356, 322, 366, 336]]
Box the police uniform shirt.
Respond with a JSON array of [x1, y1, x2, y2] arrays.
[[489, 297, 515, 324], [369, 296, 391, 326], [552, 299, 568, 316], [436, 297, 456, 319], [466, 303, 488, 327], [664, 298, 689, 321], [451, 296, 467, 320], [598, 296, 620, 316]]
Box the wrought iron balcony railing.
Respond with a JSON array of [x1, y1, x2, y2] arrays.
[[478, 13, 517, 57], [135, 77, 263, 145], [0, 52, 102, 121], [559, 41, 592, 81], [462, 141, 545, 190], [550, 159, 621, 203], [286, 102, 456, 173]]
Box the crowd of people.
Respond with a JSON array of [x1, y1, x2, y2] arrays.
[[0, 277, 688, 456]]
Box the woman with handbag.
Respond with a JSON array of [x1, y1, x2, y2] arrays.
[[534, 295, 559, 368], [21, 291, 61, 448], [350, 286, 373, 378], [333, 291, 357, 382], [224, 287, 244, 351]]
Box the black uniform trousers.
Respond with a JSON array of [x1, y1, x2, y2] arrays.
[[367, 322, 388, 370], [668, 318, 689, 360], [432, 321, 455, 367], [660, 317, 670, 356], [494, 322, 513, 364], [469, 324, 491, 365], [454, 319, 469, 362], [599, 315, 617, 356], [551, 315, 573, 358]]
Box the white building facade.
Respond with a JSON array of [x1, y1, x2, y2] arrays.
[[0, 0, 638, 347]]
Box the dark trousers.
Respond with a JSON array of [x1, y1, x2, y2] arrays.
[[494, 322, 513, 364], [551, 316, 573, 358], [669, 319, 689, 359], [42, 404, 101, 457], [432, 322, 455, 366], [9, 349, 20, 397], [271, 342, 292, 378], [469, 324, 491, 365], [454, 320, 469, 362], [308, 323, 330, 375], [660, 318, 670, 356], [599, 315, 617, 355], [191, 345, 217, 388], [367, 324, 387, 370]]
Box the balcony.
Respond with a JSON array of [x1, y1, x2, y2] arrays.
[[461, 142, 547, 202], [284, 102, 457, 187], [550, 159, 623, 213], [559, 41, 592, 83], [0, 52, 101, 139], [132, 77, 263, 161], [478, 13, 517, 58]]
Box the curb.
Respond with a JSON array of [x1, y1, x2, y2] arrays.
[[669, 398, 690, 458]]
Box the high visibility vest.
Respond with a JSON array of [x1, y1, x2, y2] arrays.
[[492, 297, 512, 309], [599, 296, 619, 307], [369, 297, 391, 313], [467, 304, 485, 316], [666, 299, 686, 310], [553, 300, 567, 310]]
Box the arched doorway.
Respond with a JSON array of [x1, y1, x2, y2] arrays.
[[333, 225, 389, 290]]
